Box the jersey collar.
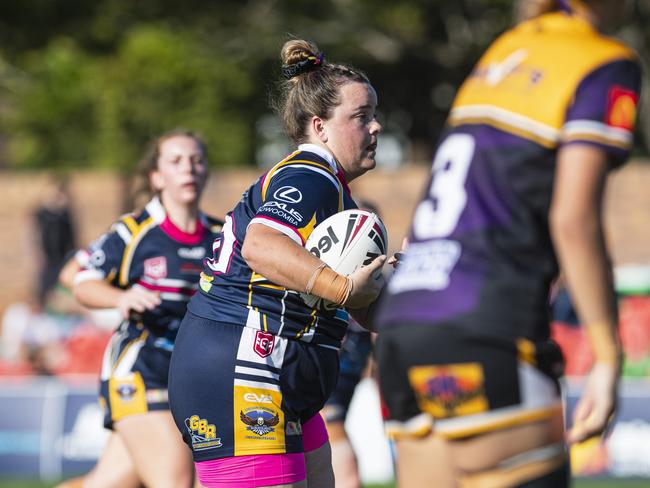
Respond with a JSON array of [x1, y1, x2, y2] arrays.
[[298, 143, 351, 194], [298, 143, 338, 173], [146, 196, 207, 244]]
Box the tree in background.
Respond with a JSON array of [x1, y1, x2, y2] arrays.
[[0, 0, 647, 172]]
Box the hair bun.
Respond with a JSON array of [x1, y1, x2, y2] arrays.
[[282, 52, 325, 80]]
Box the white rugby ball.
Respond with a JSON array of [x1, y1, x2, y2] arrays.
[[300, 209, 388, 309]]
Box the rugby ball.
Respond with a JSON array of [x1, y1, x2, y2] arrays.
[[300, 209, 388, 309]]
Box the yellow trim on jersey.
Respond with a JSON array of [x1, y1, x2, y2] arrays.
[[448, 111, 557, 148], [260, 156, 341, 202], [296, 309, 318, 340], [247, 274, 254, 307], [121, 216, 139, 235], [451, 12, 636, 144], [517, 339, 537, 366], [562, 132, 631, 149], [118, 216, 156, 287], [297, 212, 318, 245], [250, 271, 286, 291], [438, 404, 562, 440]]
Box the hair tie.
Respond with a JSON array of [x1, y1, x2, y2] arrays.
[[282, 52, 325, 79]]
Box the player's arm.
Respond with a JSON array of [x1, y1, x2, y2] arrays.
[[550, 143, 619, 444], [242, 167, 384, 308], [59, 253, 83, 291], [243, 223, 385, 309], [553, 56, 640, 444], [72, 229, 160, 319]]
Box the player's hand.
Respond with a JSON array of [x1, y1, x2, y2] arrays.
[[117, 286, 161, 319], [388, 237, 408, 269], [345, 255, 386, 309], [566, 361, 619, 444]]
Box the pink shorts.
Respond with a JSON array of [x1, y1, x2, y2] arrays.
[[194, 413, 329, 487]]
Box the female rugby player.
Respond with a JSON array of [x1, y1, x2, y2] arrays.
[[169, 39, 385, 488], [70, 130, 222, 488], [376, 0, 641, 486]]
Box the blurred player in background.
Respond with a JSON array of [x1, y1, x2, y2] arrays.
[[60, 130, 223, 488], [32, 175, 77, 310], [375, 0, 641, 486], [168, 39, 385, 488], [321, 200, 380, 488]]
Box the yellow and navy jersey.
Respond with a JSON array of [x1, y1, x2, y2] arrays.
[[189, 144, 356, 349], [75, 197, 223, 349], [378, 12, 641, 341]]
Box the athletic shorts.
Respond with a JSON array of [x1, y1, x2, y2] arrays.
[[99, 322, 171, 429], [322, 327, 372, 423], [376, 322, 564, 440], [168, 312, 339, 462]]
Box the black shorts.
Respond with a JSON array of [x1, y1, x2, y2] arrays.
[[99, 322, 171, 430], [168, 312, 339, 462], [375, 322, 563, 439], [322, 327, 372, 423]]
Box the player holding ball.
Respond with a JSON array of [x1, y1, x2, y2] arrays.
[[168, 38, 386, 488]]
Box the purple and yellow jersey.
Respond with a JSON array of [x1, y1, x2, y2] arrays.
[[188, 144, 356, 349], [75, 197, 223, 348], [378, 12, 641, 341]]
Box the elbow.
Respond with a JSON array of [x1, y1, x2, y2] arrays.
[[241, 234, 264, 272], [549, 208, 600, 248]]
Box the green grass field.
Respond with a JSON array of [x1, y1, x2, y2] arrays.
[[2, 480, 649, 488]]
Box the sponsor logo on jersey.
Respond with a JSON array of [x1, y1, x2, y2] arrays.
[[606, 85, 638, 131], [178, 246, 206, 259], [144, 256, 167, 280], [408, 363, 488, 418], [116, 383, 137, 401], [240, 407, 280, 437], [185, 415, 222, 451], [273, 186, 303, 203], [260, 201, 303, 224], [244, 392, 273, 404], [254, 331, 275, 358]]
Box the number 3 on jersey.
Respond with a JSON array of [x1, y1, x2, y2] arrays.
[[413, 134, 475, 239]]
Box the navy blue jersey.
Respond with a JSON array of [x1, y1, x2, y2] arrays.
[[377, 13, 641, 341], [76, 197, 223, 348], [188, 144, 357, 349]]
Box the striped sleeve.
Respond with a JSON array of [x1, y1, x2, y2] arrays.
[[249, 162, 342, 246], [561, 59, 641, 164]]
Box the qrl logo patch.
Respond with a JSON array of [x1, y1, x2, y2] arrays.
[[254, 331, 275, 358], [144, 256, 167, 280]]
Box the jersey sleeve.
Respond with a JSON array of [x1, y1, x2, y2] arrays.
[[561, 58, 641, 164], [74, 226, 128, 287], [249, 164, 343, 246]]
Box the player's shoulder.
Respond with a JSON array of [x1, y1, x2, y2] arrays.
[[268, 149, 337, 180], [113, 198, 165, 243], [261, 148, 342, 200]]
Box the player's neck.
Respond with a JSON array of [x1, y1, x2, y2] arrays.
[[162, 198, 200, 233]]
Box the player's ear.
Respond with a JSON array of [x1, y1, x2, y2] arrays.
[[150, 169, 165, 192], [310, 115, 328, 143]]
